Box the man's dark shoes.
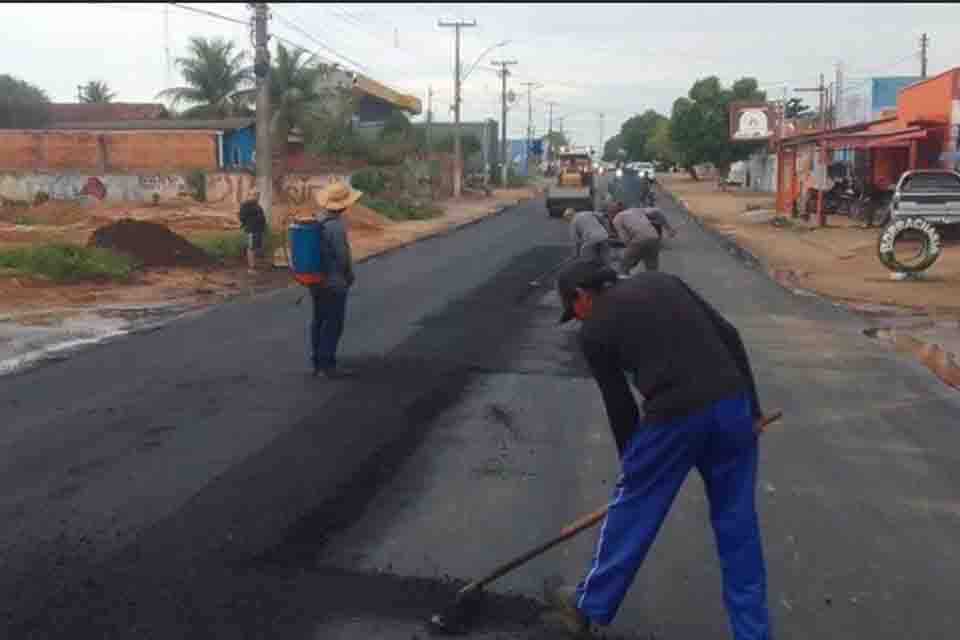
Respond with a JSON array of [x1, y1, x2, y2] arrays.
[[319, 366, 355, 380], [542, 575, 590, 636]]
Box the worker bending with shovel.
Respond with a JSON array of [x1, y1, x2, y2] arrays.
[[546, 260, 773, 639]]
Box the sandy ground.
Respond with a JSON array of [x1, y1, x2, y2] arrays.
[[661, 174, 960, 313], [661, 173, 960, 389], [0, 187, 537, 319]]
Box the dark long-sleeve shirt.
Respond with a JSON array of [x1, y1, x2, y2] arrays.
[[315, 210, 354, 290], [238, 200, 266, 234], [578, 272, 761, 454]]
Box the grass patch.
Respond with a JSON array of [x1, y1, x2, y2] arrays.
[[14, 215, 36, 226], [192, 230, 284, 262], [0, 243, 138, 282], [361, 195, 442, 221]]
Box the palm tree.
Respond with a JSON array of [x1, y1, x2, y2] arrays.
[[242, 43, 331, 196], [79, 80, 116, 103], [157, 36, 253, 118]]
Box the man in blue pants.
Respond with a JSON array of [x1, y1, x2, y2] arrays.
[[547, 260, 773, 639]]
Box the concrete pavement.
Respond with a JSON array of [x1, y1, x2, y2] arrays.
[[1, 188, 959, 639]]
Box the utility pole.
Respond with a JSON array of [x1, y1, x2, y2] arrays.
[[251, 3, 272, 222], [164, 4, 172, 95], [546, 100, 558, 163], [834, 61, 843, 128], [438, 17, 477, 198], [426, 86, 434, 153], [796, 74, 827, 131], [598, 112, 605, 162], [491, 60, 516, 186], [521, 81, 541, 175], [921, 33, 929, 78]]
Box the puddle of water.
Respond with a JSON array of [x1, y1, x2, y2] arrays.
[[0, 303, 201, 377]]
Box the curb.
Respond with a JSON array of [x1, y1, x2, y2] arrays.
[[660, 187, 829, 302], [355, 195, 535, 267]]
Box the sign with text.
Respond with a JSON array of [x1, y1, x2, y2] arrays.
[[730, 102, 778, 141]]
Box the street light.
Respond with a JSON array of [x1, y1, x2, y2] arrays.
[[463, 40, 510, 82]]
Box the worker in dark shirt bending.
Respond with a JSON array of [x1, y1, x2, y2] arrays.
[[544, 260, 773, 640]]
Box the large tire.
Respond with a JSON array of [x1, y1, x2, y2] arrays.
[[548, 206, 563, 219], [877, 217, 942, 273]]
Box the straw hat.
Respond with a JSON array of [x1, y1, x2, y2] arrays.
[[315, 181, 363, 211]]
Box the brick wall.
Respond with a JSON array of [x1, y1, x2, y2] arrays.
[[0, 130, 218, 171]]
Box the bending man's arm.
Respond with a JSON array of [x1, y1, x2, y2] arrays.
[[580, 334, 639, 456]]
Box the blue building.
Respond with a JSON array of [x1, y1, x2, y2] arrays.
[[836, 76, 920, 127], [221, 122, 256, 169]]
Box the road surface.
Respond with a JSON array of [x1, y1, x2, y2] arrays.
[[2, 188, 959, 639]]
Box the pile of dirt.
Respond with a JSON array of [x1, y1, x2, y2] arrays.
[[344, 203, 394, 231], [88, 219, 215, 268]]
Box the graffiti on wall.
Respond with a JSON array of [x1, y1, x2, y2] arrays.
[[138, 174, 189, 199], [206, 173, 256, 205], [0, 171, 355, 207], [283, 174, 349, 206], [80, 177, 107, 200]]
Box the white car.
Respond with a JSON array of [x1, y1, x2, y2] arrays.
[[634, 162, 656, 181]]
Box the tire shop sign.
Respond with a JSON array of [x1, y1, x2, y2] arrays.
[[730, 102, 778, 141], [878, 217, 942, 273]]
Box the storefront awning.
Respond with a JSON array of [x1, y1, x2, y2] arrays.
[[823, 127, 926, 150]]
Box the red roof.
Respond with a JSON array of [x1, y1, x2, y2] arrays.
[[48, 103, 168, 123]]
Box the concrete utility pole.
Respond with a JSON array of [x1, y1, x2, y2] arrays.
[[921, 33, 929, 78], [426, 86, 434, 153], [492, 59, 516, 186], [796, 74, 827, 131], [251, 3, 272, 222], [521, 81, 541, 175], [546, 100, 559, 164], [834, 61, 843, 128], [438, 17, 477, 198]]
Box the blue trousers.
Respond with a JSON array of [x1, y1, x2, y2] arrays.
[[575, 393, 771, 639], [309, 286, 348, 370]]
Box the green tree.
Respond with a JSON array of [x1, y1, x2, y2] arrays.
[[381, 109, 413, 143], [79, 80, 116, 103], [620, 109, 668, 161], [157, 36, 253, 118], [0, 74, 50, 128], [647, 118, 674, 164], [303, 86, 358, 161], [785, 97, 812, 118], [669, 75, 766, 179], [543, 130, 569, 152], [602, 133, 624, 161]]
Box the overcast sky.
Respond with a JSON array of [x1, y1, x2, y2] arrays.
[[3, 3, 960, 150]]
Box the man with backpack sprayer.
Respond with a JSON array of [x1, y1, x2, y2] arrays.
[[307, 181, 362, 379]]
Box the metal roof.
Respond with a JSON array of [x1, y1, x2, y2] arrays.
[[44, 118, 255, 132]]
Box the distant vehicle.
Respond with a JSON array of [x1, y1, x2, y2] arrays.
[[890, 170, 960, 225], [546, 152, 595, 218], [634, 162, 656, 182], [878, 169, 960, 273]]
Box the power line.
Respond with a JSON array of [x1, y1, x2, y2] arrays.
[[271, 7, 373, 74], [168, 2, 248, 26]]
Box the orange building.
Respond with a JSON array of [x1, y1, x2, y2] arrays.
[[776, 66, 960, 218]]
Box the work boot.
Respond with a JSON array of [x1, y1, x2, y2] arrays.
[[542, 576, 589, 636], [320, 366, 355, 380]]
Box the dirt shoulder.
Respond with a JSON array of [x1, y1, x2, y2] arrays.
[[661, 174, 960, 389], [0, 187, 538, 319], [661, 174, 960, 314]]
